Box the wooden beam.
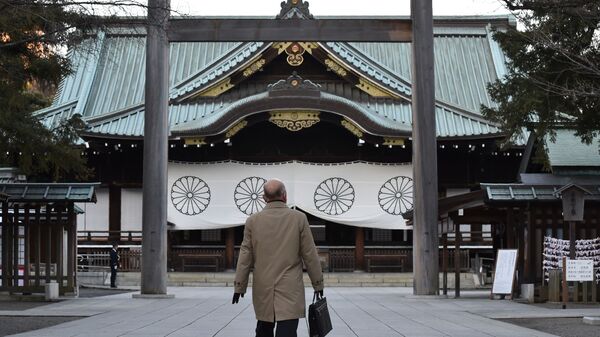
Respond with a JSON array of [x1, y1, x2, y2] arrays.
[[168, 18, 412, 42], [411, 0, 438, 295]]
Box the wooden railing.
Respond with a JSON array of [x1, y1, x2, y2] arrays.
[[77, 231, 142, 244], [76, 246, 473, 273], [171, 248, 225, 272], [78, 249, 141, 272]]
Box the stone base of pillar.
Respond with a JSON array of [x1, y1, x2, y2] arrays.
[[132, 293, 175, 299]]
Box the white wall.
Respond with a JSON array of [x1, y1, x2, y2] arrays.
[[121, 188, 143, 231], [77, 187, 109, 231]]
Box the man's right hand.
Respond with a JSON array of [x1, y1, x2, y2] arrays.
[[315, 290, 324, 300], [232, 292, 244, 304]]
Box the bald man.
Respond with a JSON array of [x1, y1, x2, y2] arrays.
[[233, 179, 324, 337]]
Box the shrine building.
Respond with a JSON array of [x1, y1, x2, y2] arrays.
[[33, 1, 524, 274]]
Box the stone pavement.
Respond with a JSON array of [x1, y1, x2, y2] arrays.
[[4, 287, 599, 337]]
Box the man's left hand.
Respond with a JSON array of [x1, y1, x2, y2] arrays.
[[232, 292, 244, 304]]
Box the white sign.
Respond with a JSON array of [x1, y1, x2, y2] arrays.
[[566, 259, 594, 282], [492, 249, 518, 295]]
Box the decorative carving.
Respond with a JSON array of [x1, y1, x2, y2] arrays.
[[324, 58, 348, 77], [276, 0, 313, 19], [184, 137, 207, 146], [299, 42, 319, 54], [341, 119, 363, 138], [225, 120, 248, 138], [242, 58, 266, 77], [198, 78, 234, 97], [269, 111, 320, 132], [273, 42, 292, 54], [268, 72, 321, 92], [285, 42, 305, 66], [273, 42, 318, 55], [356, 78, 393, 98], [383, 137, 405, 146]]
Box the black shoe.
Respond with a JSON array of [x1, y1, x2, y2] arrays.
[[110, 285, 117, 288]]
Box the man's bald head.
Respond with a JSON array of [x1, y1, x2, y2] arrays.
[[263, 179, 287, 203]]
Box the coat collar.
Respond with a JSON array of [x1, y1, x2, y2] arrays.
[[264, 201, 288, 209]]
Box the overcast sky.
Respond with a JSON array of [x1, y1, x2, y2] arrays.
[[169, 0, 511, 17]]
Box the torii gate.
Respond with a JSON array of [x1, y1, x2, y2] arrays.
[[141, 0, 438, 296]]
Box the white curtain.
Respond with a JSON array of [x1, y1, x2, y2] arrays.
[[168, 161, 413, 230]]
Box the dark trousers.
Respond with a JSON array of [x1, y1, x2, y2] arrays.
[[110, 266, 117, 287], [256, 319, 299, 337]]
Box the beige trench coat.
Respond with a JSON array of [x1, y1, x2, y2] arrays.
[[234, 201, 324, 322]]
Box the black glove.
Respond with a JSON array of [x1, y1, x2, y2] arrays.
[[232, 292, 244, 304], [314, 290, 324, 300]]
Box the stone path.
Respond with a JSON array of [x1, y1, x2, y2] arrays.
[[4, 287, 599, 337]]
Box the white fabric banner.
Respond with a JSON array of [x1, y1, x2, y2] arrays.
[[168, 161, 413, 230]]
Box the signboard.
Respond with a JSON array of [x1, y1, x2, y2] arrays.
[[566, 259, 594, 282], [492, 249, 518, 295]]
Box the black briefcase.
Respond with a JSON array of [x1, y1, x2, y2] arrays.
[[308, 295, 332, 337]]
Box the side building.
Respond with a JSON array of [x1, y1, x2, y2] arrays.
[[34, 3, 524, 273]]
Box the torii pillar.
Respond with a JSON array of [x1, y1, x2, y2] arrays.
[[139, 0, 171, 297], [411, 0, 439, 295]]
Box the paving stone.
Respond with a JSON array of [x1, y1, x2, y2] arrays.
[[4, 287, 581, 337]]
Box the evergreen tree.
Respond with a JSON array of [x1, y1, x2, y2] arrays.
[[482, 0, 600, 145], [0, 1, 148, 180]]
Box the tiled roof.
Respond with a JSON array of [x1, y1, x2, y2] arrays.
[[546, 130, 600, 168], [482, 183, 600, 201], [85, 81, 500, 138], [0, 183, 99, 202]]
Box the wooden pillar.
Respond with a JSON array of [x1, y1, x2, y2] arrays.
[[355, 227, 365, 271], [45, 205, 52, 283], [523, 207, 533, 283], [411, 0, 438, 296], [442, 233, 448, 296], [24, 206, 30, 287], [13, 204, 19, 288], [56, 207, 63, 288], [1, 202, 8, 288], [141, 0, 170, 295], [506, 208, 515, 249], [225, 227, 235, 270], [108, 185, 122, 243], [35, 206, 41, 287], [454, 225, 461, 298], [67, 204, 75, 290], [569, 221, 576, 260]]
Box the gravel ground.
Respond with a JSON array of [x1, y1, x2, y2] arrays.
[[500, 317, 600, 337], [0, 316, 80, 337], [0, 287, 133, 336]]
